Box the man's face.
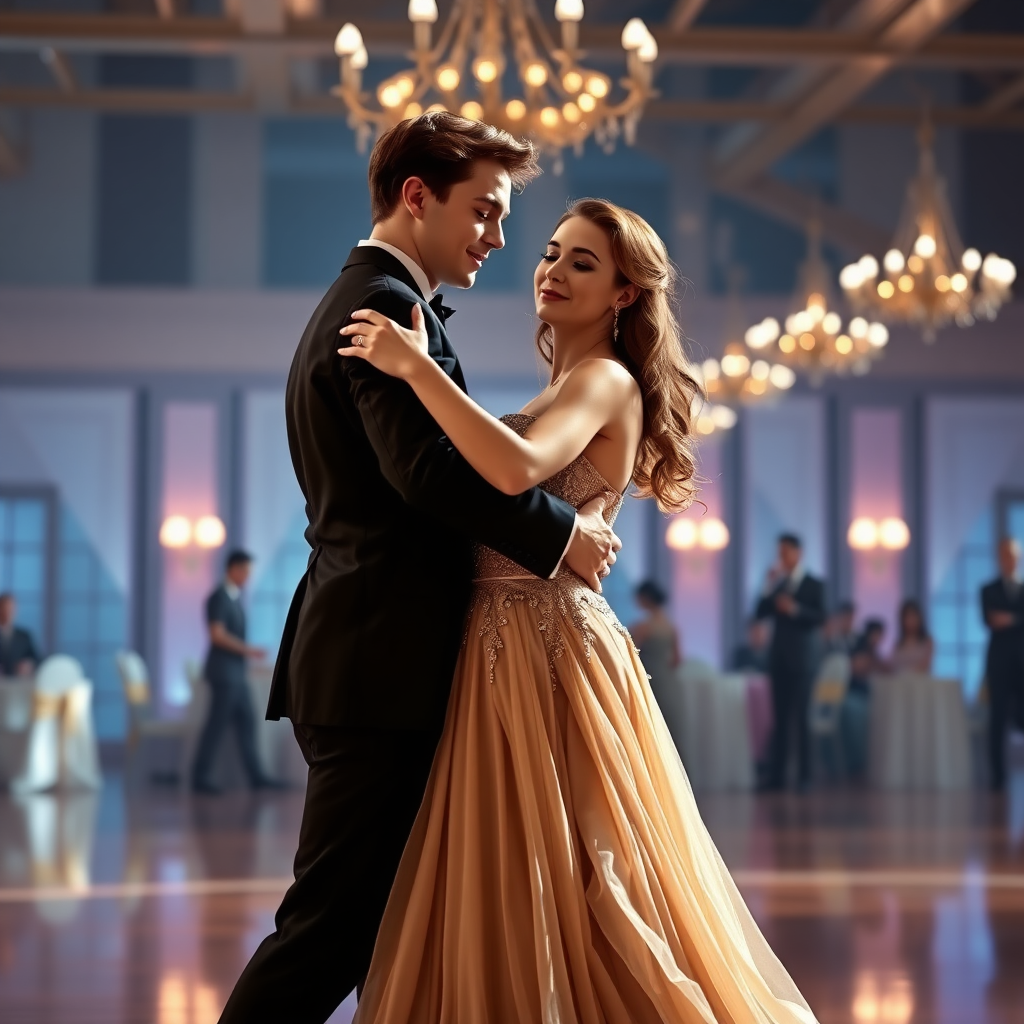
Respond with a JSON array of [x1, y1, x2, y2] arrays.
[[998, 539, 1020, 579], [415, 160, 511, 289], [837, 610, 855, 635], [0, 598, 13, 627], [227, 563, 251, 588], [778, 542, 800, 573]]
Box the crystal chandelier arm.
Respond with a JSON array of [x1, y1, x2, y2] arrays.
[[521, 0, 564, 69], [411, 0, 464, 87], [427, 0, 464, 62], [448, 0, 478, 78], [506, 0, 542, 66]]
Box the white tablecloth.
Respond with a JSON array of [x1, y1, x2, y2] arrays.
[[869, 672, 972, 790], [675, 661, 754, 792], [0, 676, 102, 792]]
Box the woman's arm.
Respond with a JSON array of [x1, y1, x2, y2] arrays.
[[339, 304, 635, 494]]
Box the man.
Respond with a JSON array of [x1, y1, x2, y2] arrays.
[[755, 533, 827, 791], [981, 537, 1024, 792], [191, 549, 276, 795], [219, 113, 619, 1024], [0, 592, 40, 678]]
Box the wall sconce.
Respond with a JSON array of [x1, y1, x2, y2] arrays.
[[666, 516, 730, 552], [159, 515, 226, 549], [847, 516, 910, 551]]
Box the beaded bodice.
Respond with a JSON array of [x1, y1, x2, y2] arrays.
[[473, 414, 625, 582], [468, 414, 633, 685]]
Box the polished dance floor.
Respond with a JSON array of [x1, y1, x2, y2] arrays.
[[1, 761, 1023, 1024]]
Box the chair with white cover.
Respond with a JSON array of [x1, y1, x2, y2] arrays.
[[116, 650, 193, 785], [13, 655, 101, 793], [808, 652, 851, 781]]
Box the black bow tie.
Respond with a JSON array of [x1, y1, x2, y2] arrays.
[[429, 293, 456, 324]]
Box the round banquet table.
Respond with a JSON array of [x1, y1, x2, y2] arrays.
[[676, 660, 754, 792], [869, 672, 972, 791]]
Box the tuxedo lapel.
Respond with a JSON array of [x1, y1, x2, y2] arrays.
[[342, 246, 467, 394]]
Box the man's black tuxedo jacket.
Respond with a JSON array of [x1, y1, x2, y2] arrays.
[[267, 246, 577, 731], [981, 578, 1024, 680], [755, 574, 827, 676]]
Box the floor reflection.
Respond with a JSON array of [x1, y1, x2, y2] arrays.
[[1, 769, 1023, 1023]]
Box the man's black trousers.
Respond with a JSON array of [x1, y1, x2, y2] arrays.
[[218, 723, 439, 1023]]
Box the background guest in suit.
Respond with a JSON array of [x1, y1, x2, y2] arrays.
[[631, 581, 684, 749], [732, 617, 770, 673], [891, 599, 933, 673], [755, 533, 827, 791], [825, 600, 858, 657], [981, 537, 1024, 792], [191, 550, 276, 795], [0, 593, 40, 678], [844, 618, 888, 781]]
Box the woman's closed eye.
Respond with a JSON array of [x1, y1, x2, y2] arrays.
[[540, 252, 594, 271]]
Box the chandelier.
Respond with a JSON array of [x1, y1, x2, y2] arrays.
[[690, 271, 796, 437], [839, 117, 1016, 342], [746, 222, 889, 385], [331, 0, 658, 167]]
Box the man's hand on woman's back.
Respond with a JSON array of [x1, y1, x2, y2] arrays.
[[565, 495, 622, 593]]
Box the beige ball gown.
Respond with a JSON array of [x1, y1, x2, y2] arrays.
[[354, 415, 817, 1024]]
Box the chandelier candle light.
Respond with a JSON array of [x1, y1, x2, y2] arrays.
[[839, 118, 1016, 342], [332, 0, 658, 166], [746, 222, 889, 385]]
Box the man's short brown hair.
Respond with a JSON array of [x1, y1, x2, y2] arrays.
[[368, 111, 540, 224]]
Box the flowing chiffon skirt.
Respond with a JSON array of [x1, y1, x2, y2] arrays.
[[353, 575, 818, 1024]]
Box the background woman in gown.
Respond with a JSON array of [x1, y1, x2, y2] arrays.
[[631, 580, 686, 752], [339, 198, 818, 1023], [890, 598, 934, 674]]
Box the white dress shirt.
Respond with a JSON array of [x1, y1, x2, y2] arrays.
[[355, 240, 579, 578], [358, 238, 434, 299]]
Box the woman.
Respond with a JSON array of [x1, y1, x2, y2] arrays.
[[890, 598, 934, 673], [630, 580, 686, 752], [842, 618, 889, 781], [340, 199, 817, 1023]]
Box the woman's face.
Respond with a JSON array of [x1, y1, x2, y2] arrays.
[[902, 606, 921, 636], [534, 216, 631, 333]]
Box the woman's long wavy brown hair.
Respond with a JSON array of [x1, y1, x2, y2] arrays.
[[536, 198, 701, 513]]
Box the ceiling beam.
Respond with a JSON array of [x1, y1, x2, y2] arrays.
[[713, 0, 914, 169], [720, 177, 891, 256], [1, 14, 1022, 69], [666, 0, 708, 34], [39, 47, 77, 93], [0, 86, 253, 112], [983, 74, 1024, 112], [3, 86, 1022, 131], [713, 0, 979, 190], [647, 99, 1024, 129]]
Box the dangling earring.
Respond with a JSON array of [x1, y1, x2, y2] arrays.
[[612, 305, 621, 342]]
